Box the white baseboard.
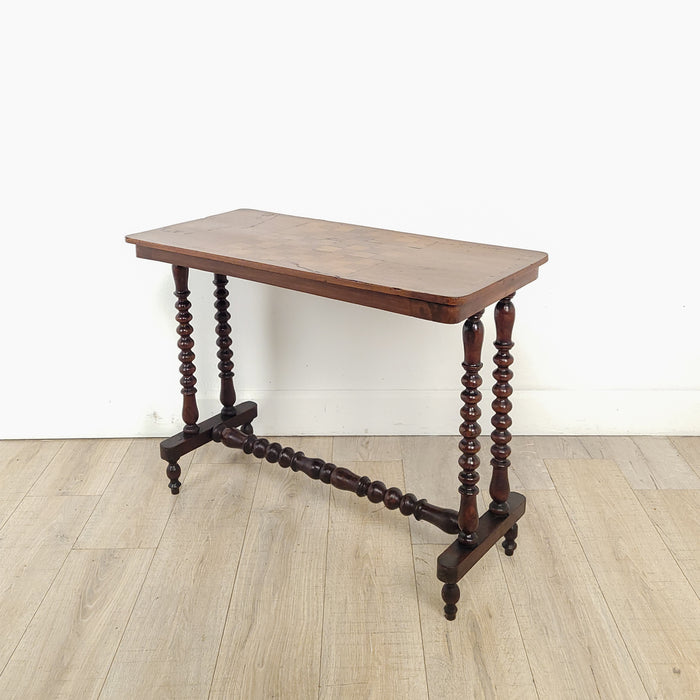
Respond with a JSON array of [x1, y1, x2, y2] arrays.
[[122, 389, 699, 438], [6, 390, 697, 439]]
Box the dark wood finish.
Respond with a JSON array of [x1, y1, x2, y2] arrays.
[[166, 461, 181, 495], [139, 247, 459, 322], [126, 209, 548, 324], [503, 522, 519, 556], [160, 401, 258, 463], [127, 209, 548, 621], [437, 492, 526, 618], [457, 310, 485, 547], [172, 265, 199, 435], [214, 427, 460, 536], [213, 274, 237, 418], [160, 401, 258, 495], [441, 583, 460, 622], [489, 294, 516, 516]]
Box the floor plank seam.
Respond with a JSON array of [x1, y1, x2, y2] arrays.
[[315, 459, 333, 700], [404, 458, 432, 700], [0, 441, 66, 531], [496, 530, 542, 700], [207, 458, 264, 700], [96, 479, 179, 699], [3, 437, 699, 698], [0, 518, 88, 680], [629, 488, 700, 601], [25, 440, 68, 497], [551, 486, 652, 699], [95, 547, 158, 699], [0, 499, 23, 533], [72, 475, 118, 547], [92, 438, 136, 501]]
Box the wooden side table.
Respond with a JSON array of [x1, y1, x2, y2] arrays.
[[126, 209, 548, 620]]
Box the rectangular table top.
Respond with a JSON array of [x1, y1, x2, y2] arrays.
[[126, 209, 547, 323]]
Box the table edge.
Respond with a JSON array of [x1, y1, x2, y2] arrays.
[[126, 233, 547, 301], [130, 243, 543, 323]]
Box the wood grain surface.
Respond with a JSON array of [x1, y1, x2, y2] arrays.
[[210, 437, 332, 699], [548, 458, 700, 698], [126, 209, 548, 323], [1, 435, 698, 699]]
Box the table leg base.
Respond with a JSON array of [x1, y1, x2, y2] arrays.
[[437, 492, 525, 619], [159, 400, 258, 493]]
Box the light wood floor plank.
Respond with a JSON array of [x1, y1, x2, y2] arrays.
[[548, 459, 700, 698], [210, 437, 332, 699], [414, 544, 537, 700], [400, 435, 455, 545], [0, 439, 64, 495], [578, 436, 656, 490], [670, 436, 700, 477], [501, 490, 646, 699], [631, 436, 700, 489], [636, 490, 700, 597], [99, 458, 261, 699], [530, 435, 590, 459], [320, 460, 428, 699], [75, 439, 194, 549], [332, 435, 403, 463], [0, 440, 64, 527], [0, 495, 99, 671], [0, 548, 152, 699], [0, 498, 19, 532], [28, 439, 131, 496], [509, 435, 555, 490], [2, 435, 698, 700]]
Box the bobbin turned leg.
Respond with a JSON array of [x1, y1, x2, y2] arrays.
[[173, 266, 200, 434], [168, 265, 200, 493], [159, 269, 258, 493], [458, 310, 485, 545], [446, 310, 485, 619], [489, 294, 515, 520], [437, 299, 526, 613], [213, 274, 237, 419]]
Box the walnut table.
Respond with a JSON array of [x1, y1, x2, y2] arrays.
[[126, 208, 548, 620]]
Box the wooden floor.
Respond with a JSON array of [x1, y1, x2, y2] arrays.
[[0, 436, 698, 699]]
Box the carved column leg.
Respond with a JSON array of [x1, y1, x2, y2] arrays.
[[172, 265, 199, 435], [213, 274, 237, 418], [489, 294, 515, 517]]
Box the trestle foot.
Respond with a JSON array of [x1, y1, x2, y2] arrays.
[[438, 492, 525, 620], [160, 401, 258, 494]]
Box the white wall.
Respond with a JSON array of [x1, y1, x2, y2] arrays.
[[3, 1, 698, 438]]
